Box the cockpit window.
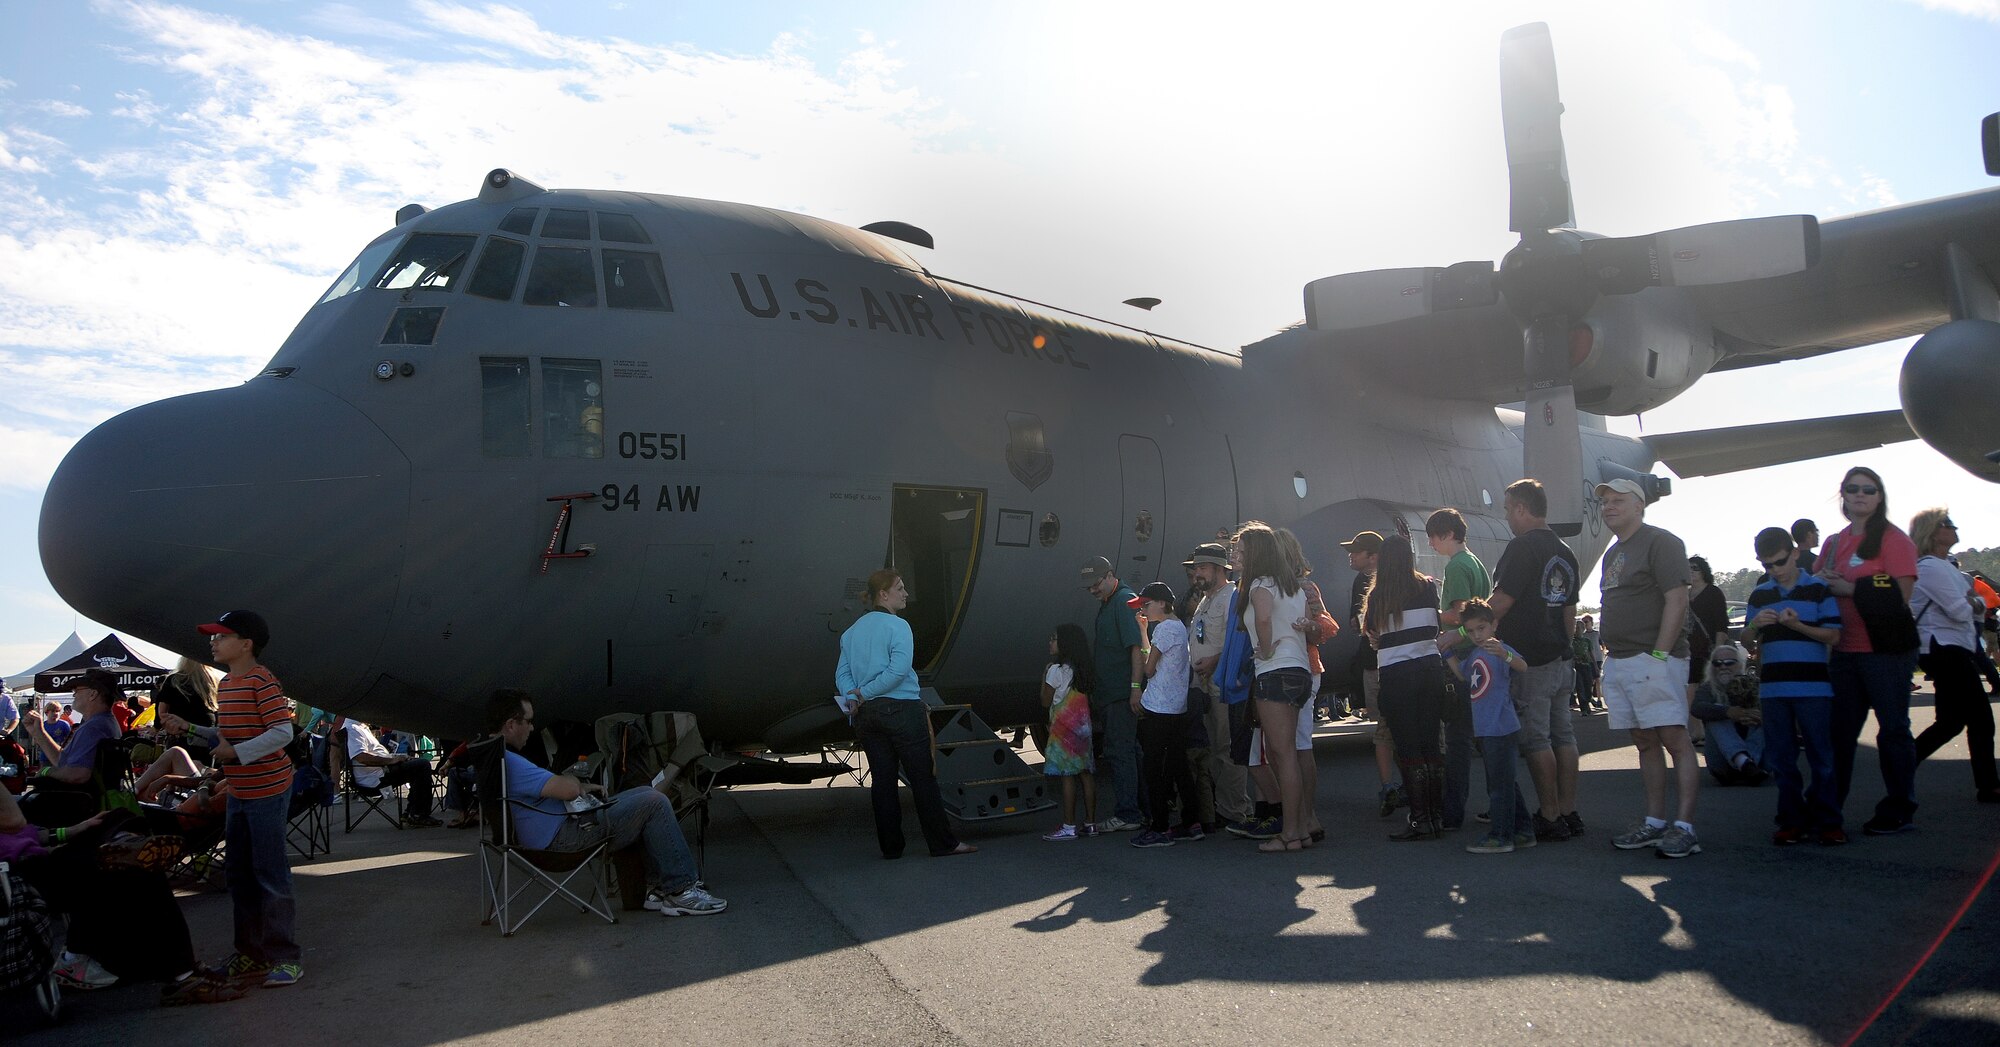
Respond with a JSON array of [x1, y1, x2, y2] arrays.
[[603, 249, 672, 311], [597, 212, 652, 244], [372, 233, 477, 292], [523, 246, 598, 307], [317, 235, 405, 305], [542, 358, 604, 459], [541, 208, 592, 240], [468, 237, 526, 301], [499, 207, 539, 236]]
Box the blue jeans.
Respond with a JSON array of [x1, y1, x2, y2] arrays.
[[1829, 650, 1919, 823], [1705, 723, 1767, 775], [1479, 731, 1534, 841], [225, 790, 300, 966], [1092, 697, 1143, 824], [550, 787, 700, 894], [1762, 697, 1840, 831]]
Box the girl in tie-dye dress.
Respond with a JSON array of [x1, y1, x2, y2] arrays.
[[1040, 623, 1099, 841]]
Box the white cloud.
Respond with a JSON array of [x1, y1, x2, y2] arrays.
[[1902, 0, 2000, 20], [30, 100, 92, 118]]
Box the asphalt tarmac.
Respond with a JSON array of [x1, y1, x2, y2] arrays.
[[7, 692, 1998, 1047]]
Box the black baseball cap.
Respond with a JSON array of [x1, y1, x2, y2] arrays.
[[198, 609, 271, 650], [1127, 581, 1177, 609]]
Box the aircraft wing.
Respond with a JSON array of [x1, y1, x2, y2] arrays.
[[1641, 409, 1915, 478], [1688, 187, 2000, 371]]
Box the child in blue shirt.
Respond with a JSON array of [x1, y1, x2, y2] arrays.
[[1748, 526, 1845, 845], [1455, 600, 1537, 854]]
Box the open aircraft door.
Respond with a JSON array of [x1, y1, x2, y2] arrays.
[[888, 484, 985, 675], [1116, 435, 1165, 587]]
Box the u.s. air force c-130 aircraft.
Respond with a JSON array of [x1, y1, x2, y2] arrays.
[[36, 24, 2000, 754]]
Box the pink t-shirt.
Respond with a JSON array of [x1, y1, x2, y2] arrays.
[[1820, 523, 1919, 654]]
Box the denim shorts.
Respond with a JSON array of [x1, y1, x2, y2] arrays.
[[1255, 667, 1313, 708]]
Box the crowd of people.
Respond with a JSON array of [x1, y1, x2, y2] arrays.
[[830, 467, 1996, 865]]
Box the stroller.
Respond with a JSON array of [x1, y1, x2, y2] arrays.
[[0, 858, 65, 1024]]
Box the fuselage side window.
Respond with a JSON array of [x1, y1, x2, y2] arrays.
[[499, 207, 540, 236], [523, 247, 599, 307], [480, 357, 532, 458], [541, 208, 592, 240], [541, 358, 604, 460], [603, 249, 673, 311], [468, 237, 527, 301], [317, 235, 406, 305], [373, 233, 477, 292], [597, 212, 653, 244]]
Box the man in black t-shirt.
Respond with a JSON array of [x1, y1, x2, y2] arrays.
[[1490, 480, 1582, 841]]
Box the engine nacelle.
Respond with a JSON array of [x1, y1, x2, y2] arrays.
[[1900, 318, 2000, 482], [1569, 289, 1722, 416]]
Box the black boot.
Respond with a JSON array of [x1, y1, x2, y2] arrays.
[[1388, 759, 1440, 841]]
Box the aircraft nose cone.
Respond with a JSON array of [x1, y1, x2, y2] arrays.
[[40, 380, 410, 700]]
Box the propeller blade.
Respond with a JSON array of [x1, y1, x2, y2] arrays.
[[1500, 22, 1574, 233], [1584, 215, 1821, 294], [1304, 262, 1497, 331], [1521, 315, 1585, 535]]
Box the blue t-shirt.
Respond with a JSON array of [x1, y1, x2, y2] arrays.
[[502, 749, 568, 850], [1748, 575, 1841, 700], [1455, 645, 1523, 738], [58, 712, 121, 771]]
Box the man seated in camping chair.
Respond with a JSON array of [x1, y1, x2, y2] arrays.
[[337, 717, 442, 827], [484, 688, 726, 917], [17, 669, 125, 827]]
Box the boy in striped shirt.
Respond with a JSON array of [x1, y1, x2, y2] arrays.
[[1747, 529, 1846, 846]]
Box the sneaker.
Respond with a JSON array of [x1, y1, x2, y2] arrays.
[[1078, 822, 1101, 838], [1464, 835, 1515, 854], [262, 963, 303, 988], [1377, 786, 1405, 818], [657, 884, 727, 916], [1817, 828, 1850, 846], [1561, 811, 1586, 837], [1241, 815, 1283, 840], [202, 953, 271, 985], [1475, 810, 1491, 824], [1534, 813, 1573, 842], [1041, 824, 1078, 841], [1097, 816, 1142, 833], [1170, 823, 1205, 842], [1862, 814, 1915, 836], [1130, 829, 1176, 848], [1612, 823, 1667, 850], [160, 972, 247, 1006], [401, 814, 443, 828], [1772, 827, 1808, 846], [1656, 826, 1701, 859], [54, 953, 118, 990], [1511, 830, 1537, 849]]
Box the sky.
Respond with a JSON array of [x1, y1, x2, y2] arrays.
[[3, 0, 1999, 677]]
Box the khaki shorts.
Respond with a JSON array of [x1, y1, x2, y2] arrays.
[[1603, 653, 1692, 731]]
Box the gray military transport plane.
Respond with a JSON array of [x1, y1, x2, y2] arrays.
[[35, 25, 2000, 773]]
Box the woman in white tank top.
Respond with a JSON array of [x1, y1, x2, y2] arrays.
[[1236, 523, 1315, 853]]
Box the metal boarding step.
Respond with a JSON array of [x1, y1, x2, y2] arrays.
[[919, 688, 1055, 821]]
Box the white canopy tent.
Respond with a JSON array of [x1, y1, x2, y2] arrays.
[[4, 631, 86, 693]]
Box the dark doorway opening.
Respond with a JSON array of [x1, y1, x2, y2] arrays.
[[887, 485, 986, 674]]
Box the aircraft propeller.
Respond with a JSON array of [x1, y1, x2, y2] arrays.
[[1303, 22, 1821, 534]]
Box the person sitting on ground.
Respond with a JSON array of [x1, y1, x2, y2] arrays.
[[1690, 643, 1769, 785], [18, 668, 125, 828], [485, 688, 726, 916], [337, 716, 442, 827]]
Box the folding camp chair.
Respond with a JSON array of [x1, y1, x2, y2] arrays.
[[473, 739, 617, 935], [591, 711, 722, 879], [286, 733, 333, 860], [330, 727, 403, 832]]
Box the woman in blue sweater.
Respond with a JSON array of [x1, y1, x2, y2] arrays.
[[837, 568, 977, 859]]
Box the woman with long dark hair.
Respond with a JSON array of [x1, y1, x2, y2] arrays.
[[1815, 466, 1922, 834], [837, 568, 976, 859], [1363, 537, 1448, 841], [1907, 508, 2000, 802], [1234, 522, 1312, 852]]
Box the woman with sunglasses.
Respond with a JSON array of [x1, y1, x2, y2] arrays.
[[1690, 643, 1767, 785], [1815, 466, 1922, 834], [1906, 508, 2000, 803]]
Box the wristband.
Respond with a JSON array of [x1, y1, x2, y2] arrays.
[[1649, 650, 1668, 661], [1130, 683, 1142, 690], [55, 827, 66, 843], [1457, 626, 1469, 639]]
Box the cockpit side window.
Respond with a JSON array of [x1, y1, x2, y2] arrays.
[[480, 358, 531, 458], [603, 249, 672, 311], [523, 247, 598, 307], [468, 237, 527, 301], [372, 233, 477, 292], [597, 212, 653, 244], [541, 358, 604, 459], [541, 208, 592, 240], [499, 207, 539, 236], [317, 235, 406, 305]]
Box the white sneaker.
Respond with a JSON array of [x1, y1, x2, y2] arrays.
[[1041, 824, 1078, 841], [55, 952, 119, 990], [1097, 816, 1141, 833], [656, 884, 727, 916]]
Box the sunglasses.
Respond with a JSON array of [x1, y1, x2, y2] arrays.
[[1759, 551, 1794, 568], [1842, 483, 1880, 496], [1939, 519, 1956, 529], [1711, 659, 1739, 668]]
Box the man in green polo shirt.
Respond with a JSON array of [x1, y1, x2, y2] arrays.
[[1083, 556, 1145, 831]]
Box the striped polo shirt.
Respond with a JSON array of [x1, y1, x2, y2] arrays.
[[1747, 576, 1841, 700], [1376, 579, 1443, 668], [217, 666, 295, 800]]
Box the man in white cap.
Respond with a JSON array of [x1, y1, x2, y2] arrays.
[[1595, 478, 1701, 859]]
